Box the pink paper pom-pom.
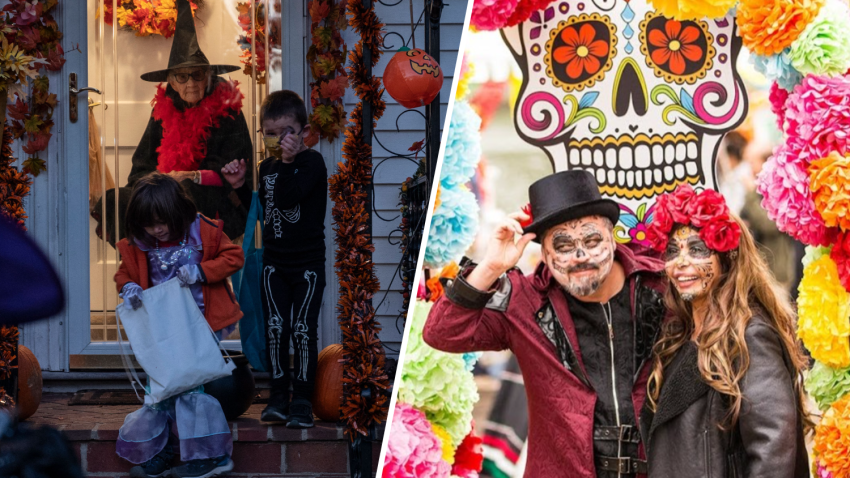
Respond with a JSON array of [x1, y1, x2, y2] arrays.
[[470, 0, 519, 31], [784, 74, 850, 164], [382, 403, 451, 478], [769, 82, 790, 132], [757, 138, 836, 246]]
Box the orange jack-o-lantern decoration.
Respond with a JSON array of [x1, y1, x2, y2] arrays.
[[383, 47, 443, 109], [17, 345, 42, 421]]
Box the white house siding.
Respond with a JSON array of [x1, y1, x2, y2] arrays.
[[341, 0, 466, 360]]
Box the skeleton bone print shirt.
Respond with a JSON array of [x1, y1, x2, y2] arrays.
[[237, 149, 328, 267]]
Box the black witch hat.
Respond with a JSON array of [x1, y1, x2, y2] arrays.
[[141, 0, 240, 82]]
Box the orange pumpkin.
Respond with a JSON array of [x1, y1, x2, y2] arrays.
[[17, 345, 42, 421], [313, 344, 345, 422], [383, 47, 443, 109]]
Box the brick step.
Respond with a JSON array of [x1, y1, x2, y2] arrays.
[[28, 393, 381, 477]]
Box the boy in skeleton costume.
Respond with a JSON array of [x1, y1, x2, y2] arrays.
[[224, 91, 327, 429], [425, 171, 667, 477]]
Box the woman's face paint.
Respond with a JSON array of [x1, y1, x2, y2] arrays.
[[664, 226, 721, 301], [542, 215, 615, 298]]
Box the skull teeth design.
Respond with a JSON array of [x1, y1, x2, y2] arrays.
[[566, 133, 702, 199]]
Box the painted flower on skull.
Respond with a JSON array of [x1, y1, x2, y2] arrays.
[[554, 23, 611, 78], [648, 19, 705, 75]]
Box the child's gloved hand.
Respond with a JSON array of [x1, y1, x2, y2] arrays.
[[120, 283, 143, 310], [177, 264, 203, 287]]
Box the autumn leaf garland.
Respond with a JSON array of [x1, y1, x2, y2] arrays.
[[305, 0, 348, 147], [328, 0, 388, 439], [2, 0, 65, 177]]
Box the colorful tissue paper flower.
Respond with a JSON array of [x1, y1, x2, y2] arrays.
[[814, 394, 850, 478], [752, 50, 803, 92], [783, 74, 850, 164], [829, 232, 850, 291], [382, 402, 452, 478], [803, 245, 833, 268], [441, 101, 482, 189], [736, 0, 823, 56], [817, 461, 835, 478], [456, 56, 474, 101], [425, 187, 480, 268], [648, 0, 736, 22], [432, 424, 455, 465], [399, 300, 479, 444], [805, 361, 850, 411], [506, 0, 556, 27], [788, 0, 850, 76], [796, 255, 850, 368], [470, 0, 519, 31], [756, 139, 834, 246], [462, 352, 482, 372], [520, 203, 534, 229], [452, 427, 484, 478], [768, 82, 790, 132], [809, 152, 850, 231]]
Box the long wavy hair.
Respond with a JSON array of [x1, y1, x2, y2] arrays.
[[646, 215, 810, 430]]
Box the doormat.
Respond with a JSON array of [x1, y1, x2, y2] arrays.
[[69, 388, 270, 406]]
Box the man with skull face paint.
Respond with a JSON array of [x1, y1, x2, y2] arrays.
[[424, 171, 667, 478]]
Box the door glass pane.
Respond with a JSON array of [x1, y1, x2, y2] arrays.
[[86, 0, 278, 344]]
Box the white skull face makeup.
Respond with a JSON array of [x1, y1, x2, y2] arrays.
[[543, 215, 616, 297], [501, 1, 747, 246], [664, 225, 720, 301]]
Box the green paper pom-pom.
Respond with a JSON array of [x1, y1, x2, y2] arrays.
[[788, 0, 850, 76], [802, 245, 832, 268], [805, 361, 850, 411], [398, 300, 479, 445]]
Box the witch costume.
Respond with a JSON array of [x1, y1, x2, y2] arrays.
[[125, 0, 252, 240]]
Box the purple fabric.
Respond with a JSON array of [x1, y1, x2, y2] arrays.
[[116, 390, 232, 464], [138, 216, 205, 313]]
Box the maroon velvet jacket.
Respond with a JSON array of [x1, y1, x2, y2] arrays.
[[424, 245, 665, 478]]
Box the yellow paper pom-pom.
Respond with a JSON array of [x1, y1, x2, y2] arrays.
[[797, 255, 850, 368], [648, 0, 735, 21], [736, 0, 824, 56], [455, 58, 475, 101], [814, 393, 850, 477], [431, 423, 456, 465], [810, 152, 850, 231]]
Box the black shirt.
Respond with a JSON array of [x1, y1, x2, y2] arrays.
[[236, 149, 327, 267], [567, 285, 639, 478]]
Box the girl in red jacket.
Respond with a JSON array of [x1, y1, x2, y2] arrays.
[[113, 172, 244, 478]]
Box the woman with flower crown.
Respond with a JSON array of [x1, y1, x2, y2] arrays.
[[638, 184, 810, 478]]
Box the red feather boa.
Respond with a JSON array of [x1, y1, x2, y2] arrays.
[[152, 80, 244, 173]]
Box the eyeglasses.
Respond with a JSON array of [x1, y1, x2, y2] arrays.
[[170, 70, 208, 84]]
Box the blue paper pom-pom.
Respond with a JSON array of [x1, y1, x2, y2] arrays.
[[462, 352, 482, 372], [751, 50, 803, 91], [440, 101, 482, 189], [425, 187, 480, 268]]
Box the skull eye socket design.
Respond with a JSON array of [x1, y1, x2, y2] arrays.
[[544, 13, 617, 93], [639, 13, 715, 85]]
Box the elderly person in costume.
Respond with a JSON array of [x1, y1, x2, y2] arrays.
[[640, 184, 809, 478], [128, 0, 252, 240], [424, 170, 667, 477]]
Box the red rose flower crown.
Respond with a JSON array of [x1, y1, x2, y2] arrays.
[[646, 184, 741, 254]]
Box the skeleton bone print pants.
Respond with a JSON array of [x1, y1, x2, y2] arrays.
[[260, 262, 325, 399]]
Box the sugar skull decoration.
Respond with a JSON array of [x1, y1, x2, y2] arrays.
[[502, 0, 747, 246], [384, 47, 444, 109]]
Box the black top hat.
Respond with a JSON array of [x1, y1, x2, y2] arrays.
[[141, 0, 240, 82], [523, 170, 620, 242]]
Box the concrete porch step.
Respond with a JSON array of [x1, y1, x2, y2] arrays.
[[28, 393, 381, 478]]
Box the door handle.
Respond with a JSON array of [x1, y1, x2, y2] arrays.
[[69, 72, 102, 123]]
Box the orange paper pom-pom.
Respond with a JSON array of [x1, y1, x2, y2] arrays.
[[810, 152, 850, 231], [736, 0, 823, 56], [434, 186, 442, 212], [814, 394, 850, 477]]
